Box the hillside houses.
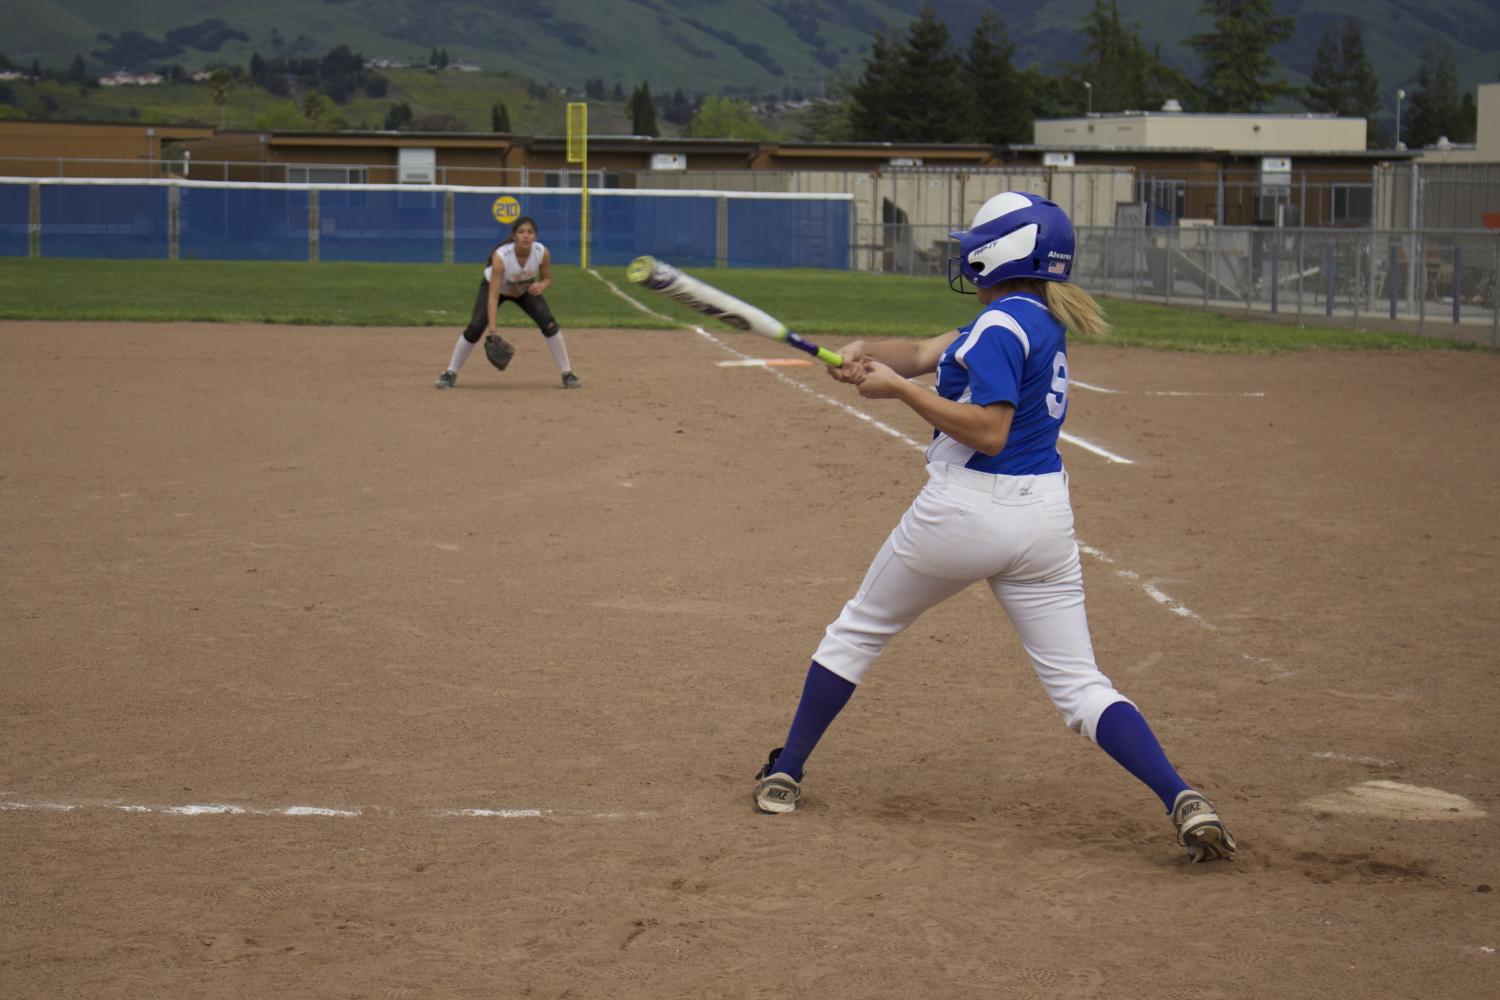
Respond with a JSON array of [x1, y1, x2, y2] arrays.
[[100, 70, 164, 87]]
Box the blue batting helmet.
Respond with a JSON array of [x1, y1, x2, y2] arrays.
[[947, 191, 1074, 293]]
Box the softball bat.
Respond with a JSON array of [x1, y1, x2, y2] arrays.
[[626, 255, 843, 368]]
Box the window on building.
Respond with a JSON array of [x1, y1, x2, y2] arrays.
[[1137, 178, 1186, 226], [288, 166, 368, 185], [1255, 190, 1293, 226], [1332, 184, 1373, 226], [543, 169, 620, 188]]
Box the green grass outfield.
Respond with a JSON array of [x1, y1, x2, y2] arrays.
[[0, 258, 1482, 353]]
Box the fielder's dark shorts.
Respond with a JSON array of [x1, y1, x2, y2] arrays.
[[461, 280, 560, 342]]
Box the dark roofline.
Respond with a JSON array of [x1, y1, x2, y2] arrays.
[[0, 118, 213, 137]]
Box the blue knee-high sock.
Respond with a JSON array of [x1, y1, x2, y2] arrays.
[[1094, 701, 1191, 811], [772, 661, 856, 781]]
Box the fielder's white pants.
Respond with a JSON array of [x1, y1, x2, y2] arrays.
[[813, 462, 1132, 742]]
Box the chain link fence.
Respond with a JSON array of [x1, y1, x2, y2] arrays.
[[856, 222, 1500, 345]]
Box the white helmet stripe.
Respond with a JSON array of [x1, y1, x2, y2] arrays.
[[967, 223, 1038, 279], [970, 191, 1034, 228]]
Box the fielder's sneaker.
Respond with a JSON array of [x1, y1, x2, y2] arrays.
[[1171, 789, 1237, 862], [753, 747, 801, 814], [434, 370, 457, 389], [561, 371, 581, 389]]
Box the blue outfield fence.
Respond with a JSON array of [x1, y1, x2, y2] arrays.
[[318, 188, 445, 263], [1, 181, 853, 270], [0, 183, 27, 257], [40, 184, 168, 259], [179, 187, 309, 261]]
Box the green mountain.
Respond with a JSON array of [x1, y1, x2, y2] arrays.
[[3, 0, 1494, 107]]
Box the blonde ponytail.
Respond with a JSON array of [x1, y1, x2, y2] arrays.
[[1043, 282, 1111, 338]]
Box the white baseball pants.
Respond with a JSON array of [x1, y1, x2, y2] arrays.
[[812, 462, 1132, 742]]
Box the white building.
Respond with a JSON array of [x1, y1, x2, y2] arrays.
[[100, 71, 165, 87]]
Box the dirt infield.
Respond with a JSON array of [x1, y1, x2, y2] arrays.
[[2, 317, 1496, 998]]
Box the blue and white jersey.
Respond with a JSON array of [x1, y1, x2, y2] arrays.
[[926, 292, 1069, 476]]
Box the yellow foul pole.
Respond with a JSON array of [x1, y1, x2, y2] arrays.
[[566, 102, 589, 269]]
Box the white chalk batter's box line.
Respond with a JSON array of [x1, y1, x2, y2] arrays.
[[3, 779, 1486, 826], [0, 795, 653, 821]]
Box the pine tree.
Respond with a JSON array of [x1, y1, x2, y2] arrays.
[[798, 71, 856, 142], [209, 67, 234, 129], [848, 29, 903, 140], [965, 12, 1029, 144], [656, 88, 695, 126], [890, 6, 967, 142], [301, 90, 327, 125], [1143, 43, 1196, 111], [1303, 18, 1380, 121], [1188, 0, 1295, 111], [383, 101, 413, 130], [1066, 3, 1193, 115], [1456, 91, 1478, 143], [1023, 68, 1077, 120], [1403, 45, 1472, 147], [1078, 0, 1145, 114], [849, 6, 966, 143], [627, 81, 658, 137], [491, 101, 511, 133]]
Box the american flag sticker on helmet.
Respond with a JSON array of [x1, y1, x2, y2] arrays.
[[1047, 260, 1068, 274]]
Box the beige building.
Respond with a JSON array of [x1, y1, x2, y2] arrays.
[[1034, 106, 1369, 155], [1379, 83, 1500, 230], [1481, 82, 1499, 161], [1021, 105, 1405, 229]]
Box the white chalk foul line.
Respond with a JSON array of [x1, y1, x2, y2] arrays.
[[1078, 542, 1213, 631], [0, 794, 655, 821], [593, 270, 1214, 625], [1072, 378, 1266, 398], [595, 271, 923, 449], [1059, 431, 1133, 465]]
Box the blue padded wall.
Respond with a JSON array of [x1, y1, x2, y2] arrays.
[[316, 188, 444, 263], [40, 185, 168, 259], [179, 187, 309, 261], [0, 184, 28, 257]]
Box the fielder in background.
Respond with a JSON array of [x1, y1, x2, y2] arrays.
[[435, 216, 582, 390], [752, 191, 1237, 863]]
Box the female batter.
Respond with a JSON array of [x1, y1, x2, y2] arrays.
[[752, 191, 1237, 863], [434, 216, 581, 390]]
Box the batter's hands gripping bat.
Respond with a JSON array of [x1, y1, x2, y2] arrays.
[[626, 256, 843, 368]]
